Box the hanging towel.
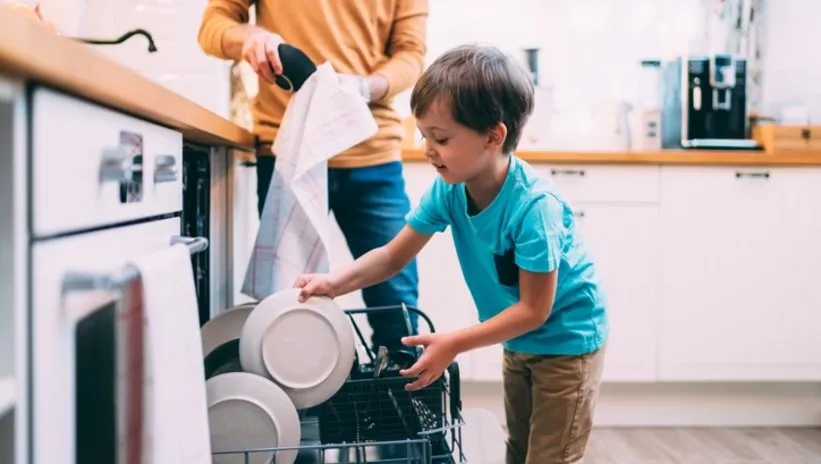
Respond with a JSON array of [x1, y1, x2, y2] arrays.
[[241, 62, 378, 300]]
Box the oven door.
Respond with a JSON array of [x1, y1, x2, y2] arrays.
[[29, 217, 200, 464]]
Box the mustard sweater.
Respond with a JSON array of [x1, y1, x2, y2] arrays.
[[198, 0, 428, 168]]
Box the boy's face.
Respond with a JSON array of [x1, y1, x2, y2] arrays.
[[416, 98, 504, 184]]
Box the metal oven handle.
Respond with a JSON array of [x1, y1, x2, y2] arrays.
[[61, 235, 209, 294], [154, 155, 179, 183]]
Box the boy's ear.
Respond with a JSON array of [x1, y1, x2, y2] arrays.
[[486, 122, 508, 151]]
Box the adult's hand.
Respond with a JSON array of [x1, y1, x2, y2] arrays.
[[241, 28, 284, 85]]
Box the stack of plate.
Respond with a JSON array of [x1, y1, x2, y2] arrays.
[[199, 288, 357, 464]]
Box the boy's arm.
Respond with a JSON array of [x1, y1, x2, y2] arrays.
[[329, 226, 432, 296], [326, 177, 449, 298], [400, 268, 556, 390], [450, 269, 556, 353]]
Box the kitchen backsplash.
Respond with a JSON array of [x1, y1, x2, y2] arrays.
[[75, 0, 231, 118]]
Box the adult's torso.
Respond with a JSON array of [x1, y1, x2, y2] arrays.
[[253, 0, 404, 168]]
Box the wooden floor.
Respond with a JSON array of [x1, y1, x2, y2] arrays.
[[586, 428, 821, 463]]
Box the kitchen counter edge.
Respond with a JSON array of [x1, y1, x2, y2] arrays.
[[401, 148, 821, 166], [0, 11, 254, 151]]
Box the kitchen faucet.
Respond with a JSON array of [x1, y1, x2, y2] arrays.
[[75, 28, 158, 53]]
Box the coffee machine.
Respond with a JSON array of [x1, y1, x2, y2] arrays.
[[660, 54, 759, 149]]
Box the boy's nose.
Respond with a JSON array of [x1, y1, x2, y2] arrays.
[[423, 140, 437, 158]]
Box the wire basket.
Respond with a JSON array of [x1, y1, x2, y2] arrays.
[[211, 436, 442, 463], [209, 305, 467, 464], [317, 305, 466, 464]]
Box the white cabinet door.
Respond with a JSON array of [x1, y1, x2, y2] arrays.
[[534, 165, 660, 204], [658, 167, 821, 381], [403, 164, 477, 379], [573, 202, 660, 382]]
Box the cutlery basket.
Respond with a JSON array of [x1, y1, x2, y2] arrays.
[[317, 305, 465, 463]]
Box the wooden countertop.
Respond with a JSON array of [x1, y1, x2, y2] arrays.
[[402, 148, 821, 166], [0, 9, 254, 150]]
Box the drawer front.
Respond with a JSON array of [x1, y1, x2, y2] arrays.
[[534, 164, 660, 204], [32, 87, 183, 236]]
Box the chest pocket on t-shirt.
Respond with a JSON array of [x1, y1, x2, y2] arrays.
[[493, 248, 519, 287]]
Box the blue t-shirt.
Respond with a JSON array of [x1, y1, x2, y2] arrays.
[[406, 156, 608, 356]]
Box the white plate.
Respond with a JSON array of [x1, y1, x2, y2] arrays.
[[206, 372, 301, 464], [201, 303, 256, 378], [201, 303, 256, 357], [239, 288, 356, 409]]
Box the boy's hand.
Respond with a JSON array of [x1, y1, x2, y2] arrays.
[[293, 274, 337, 302], [399, 333, 460, 391]]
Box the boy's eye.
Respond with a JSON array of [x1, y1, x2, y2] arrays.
[[420, 135, 449, 146]]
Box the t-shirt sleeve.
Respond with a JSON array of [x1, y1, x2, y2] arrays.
[[405, 177, 450, 234], [512, 194, 563, 273]]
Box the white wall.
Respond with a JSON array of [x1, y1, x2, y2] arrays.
[[74, 0, 231, 118], [759, 0, 821, 121], [44, 0, 821, 125]]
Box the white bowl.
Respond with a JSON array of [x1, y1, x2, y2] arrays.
[[207, 372, 301, 464], [239, 288, 355, 409]]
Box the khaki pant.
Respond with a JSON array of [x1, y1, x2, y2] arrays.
[[503, 345, 606, 464]]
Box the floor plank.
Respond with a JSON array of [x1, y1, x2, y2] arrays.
[[585, 428, 821, 464]]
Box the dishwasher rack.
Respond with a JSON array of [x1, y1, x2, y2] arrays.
[[213, 305, 467, 464]]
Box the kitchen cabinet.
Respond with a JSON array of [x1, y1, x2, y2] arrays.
[[572, 202, 660, 382], [537, 164, 660, 204], [658, 166, 821, 381]]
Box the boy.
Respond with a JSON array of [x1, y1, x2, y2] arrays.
[[294, 43, 609, 464]]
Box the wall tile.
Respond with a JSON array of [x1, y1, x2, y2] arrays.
[[79, 0, 230, 114], [759, 0, 821, 121], [75, 0, 819, 134]]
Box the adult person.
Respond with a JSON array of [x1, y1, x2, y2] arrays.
[[197, 0, 429, 353]]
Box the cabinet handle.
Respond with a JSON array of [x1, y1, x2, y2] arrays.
[[551, 169, 586, 176], [154, 155, 179, 183], [574, 210, 586, 218], [735, 171, 770, 179]]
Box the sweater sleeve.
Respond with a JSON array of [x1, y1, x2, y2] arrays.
[[197, 0, 253, 60], [372, 0, 429, 102]]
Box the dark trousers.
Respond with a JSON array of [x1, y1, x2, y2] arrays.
[[256, 155, 419, 351]]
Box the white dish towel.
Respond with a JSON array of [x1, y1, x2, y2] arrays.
[[132, 244, 211, 464], [241, 62, 378, 300]]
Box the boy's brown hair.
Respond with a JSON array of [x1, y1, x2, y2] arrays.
[[410, 44, 535, 154]]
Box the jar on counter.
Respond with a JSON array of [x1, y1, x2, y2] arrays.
[[633, 59, 663, 151]]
